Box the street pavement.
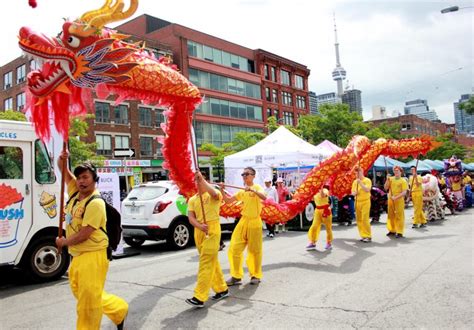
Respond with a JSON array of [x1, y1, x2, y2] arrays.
[[1, 206, 473, 329]]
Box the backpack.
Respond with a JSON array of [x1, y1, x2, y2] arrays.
[[67, 192, 122, 260]]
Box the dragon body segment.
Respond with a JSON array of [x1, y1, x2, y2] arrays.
[[20, 0, 439, 224]]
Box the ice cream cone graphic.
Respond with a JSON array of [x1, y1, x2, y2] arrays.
[[39, 191, 57, 218]]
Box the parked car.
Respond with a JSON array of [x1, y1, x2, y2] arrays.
[[121, 181, 235, 249]]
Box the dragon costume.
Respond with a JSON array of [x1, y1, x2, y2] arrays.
[[20, 0, 440, 224]]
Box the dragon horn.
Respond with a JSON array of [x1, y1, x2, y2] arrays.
[[80, 0, 114, 23], [87, 0, 139, 30]]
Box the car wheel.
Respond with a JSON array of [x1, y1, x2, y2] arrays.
[[22, 236, 70, 283], [123, 237, 145, 248], [167, 219, 192, 250]]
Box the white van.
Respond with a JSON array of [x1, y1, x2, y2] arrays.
[[122, 181, 235, 249], [0, 120, 69, 282]]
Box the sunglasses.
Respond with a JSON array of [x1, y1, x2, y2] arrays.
[[241, 172, 253, 177]]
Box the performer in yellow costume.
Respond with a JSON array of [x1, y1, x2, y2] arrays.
[[384, 166, 408, 238], [306, 185, 333, 250], [409, 166, 427, 228], [56, 151, 128, 330], [220, 167, 267, 285], [185, 172, 229, 308], [351, 167, 372, 242]]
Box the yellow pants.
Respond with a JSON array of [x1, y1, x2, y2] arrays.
[[355, 199, 371, 239], [387, 198, 406, 235], [69, 249, 128, 330], [411, 192, 427, 225], [307, 210, 333, 243], [228, 216, 263, 280], [193, 221, 228, 302]]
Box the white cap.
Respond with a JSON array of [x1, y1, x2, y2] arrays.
[[276, 177, 284, 183], [264, 177, 272, 182]]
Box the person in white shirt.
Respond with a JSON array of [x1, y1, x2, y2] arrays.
[[263, 178, 278, 238]]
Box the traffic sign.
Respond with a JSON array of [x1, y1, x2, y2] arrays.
[[114, 148, 135, 157]]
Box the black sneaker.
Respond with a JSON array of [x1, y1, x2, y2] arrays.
[[395, 233, 403, 238], [211, 290, 229, 301], [386, 232, 395, 236], [420, 224, 427, 228], [250, 277, 261, 285], [412, 224, 418, 229], [117, 312, 127, 330], [185, 297, 204, 308]]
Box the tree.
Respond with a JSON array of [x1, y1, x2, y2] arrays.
[[459, 95, 474, 115], [298, 103, 364, 147], [68, 115, 104, 168], [425, 134, 466, 160], [0, 110, 27, 121], [266, 116, 301, 136]]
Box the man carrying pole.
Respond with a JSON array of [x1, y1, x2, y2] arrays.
[[220, 167, 267, 286], [409, 164, 427, 228], [384, 165, 408, 238], [185, 172, 229, 308], [352, 167, 372, 242]]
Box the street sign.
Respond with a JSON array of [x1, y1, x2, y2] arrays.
[[114, 148, 135, 157]]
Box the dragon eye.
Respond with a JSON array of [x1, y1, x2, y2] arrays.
[[67, 36, 80, 48]]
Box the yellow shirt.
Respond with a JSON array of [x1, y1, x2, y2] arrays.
[[188, 190, 222, 223], [235, 184, 264, 219], [409, 175, 423, 194], [388, 177, 408, 197], [351, 177, 372, 202], [462, 175, 472, 186], [313, 188, 330, 206], [65, 180, 108, 257], [451, 181, 462, 191], [439, 177, 446, 186]]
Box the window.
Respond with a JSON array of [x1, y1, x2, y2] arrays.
[[274, 110, 279, 120], [264, 65, 269, 80], [282, 91, 293, 106], [295, 75, 304, 89], [115, 136, 129, 149], [194, 122, 263, 147], [16, 93, 26, 111], [265, 87, 271, 101], [140, 137, 153, 156], [296, 95, 306, 109], [283, 111, 294, 126], [272, 89, 278, 103], [267, 108, 272, 118], [139, 107, 152, 127], [114, 104, 128, 124], [95, 102, 110, 123], [0, 146, 23, 179], [281, 70, 290, 86], [156, 109, 165, 126], [16, 65, 26, 84], [3, 71, 12, 89], [35, 140, 55, 183], [156, 142, 163, 157], [96, 134, 112, 155], [4, 97, 13, 110], [195, 97, 262, 122], [271, 67, 276, 82], [186, 40, 254, 73], [30, 59, 40, 71]]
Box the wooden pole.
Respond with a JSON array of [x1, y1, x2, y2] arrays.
[[57, 142, 67, 255], [210, 182, 247, 190], [187, 111, 207, 227]]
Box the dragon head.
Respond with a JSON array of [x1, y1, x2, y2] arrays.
[[18, 0, 139, 99]]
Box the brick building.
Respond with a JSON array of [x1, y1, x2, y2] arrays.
[[1, 14, 311, 188]]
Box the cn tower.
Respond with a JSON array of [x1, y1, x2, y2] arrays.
[[332, 14, 346, 101]]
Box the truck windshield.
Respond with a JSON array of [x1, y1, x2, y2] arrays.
[[35, 140, 56, 184]]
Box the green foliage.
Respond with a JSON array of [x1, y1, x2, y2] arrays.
[[425, 134, 467, 160], [459, 96, 474, 115], [0, 110, 27, 121], [68, 116, 104, 168], [266, 116, 301, 136]]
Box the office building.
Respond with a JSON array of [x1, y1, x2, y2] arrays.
[[341, 89, 362, 115], [404, 98, 439, 122], [308, 91, 318, 115], [454, 93, 473, 135]]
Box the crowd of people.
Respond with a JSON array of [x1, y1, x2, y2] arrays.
[[56, 155, 473, 327]]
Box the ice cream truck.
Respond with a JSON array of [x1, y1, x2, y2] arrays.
[[0, 119, 69, 282]]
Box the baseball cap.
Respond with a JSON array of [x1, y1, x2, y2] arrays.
[[276, 177, 283, 183], [264, 177, 272, 182]]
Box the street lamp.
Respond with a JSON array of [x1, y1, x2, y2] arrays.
[[440, 5, 473, 13]]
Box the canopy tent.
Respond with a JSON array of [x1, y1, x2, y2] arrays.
[[224, 126, 336, 190], [405, 159, 433, 173], [314, 140, 342, 153], [462, 162, 474, 171], [370, 156, 409, 172], [423, 159, 445, 171]]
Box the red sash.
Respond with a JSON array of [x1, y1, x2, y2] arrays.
[[316, 204, 331, 217]]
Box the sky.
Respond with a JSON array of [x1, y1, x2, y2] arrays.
[[1, 0, 472, 123]]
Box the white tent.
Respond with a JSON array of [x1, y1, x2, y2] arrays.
[[224, 126, 335, 191]]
